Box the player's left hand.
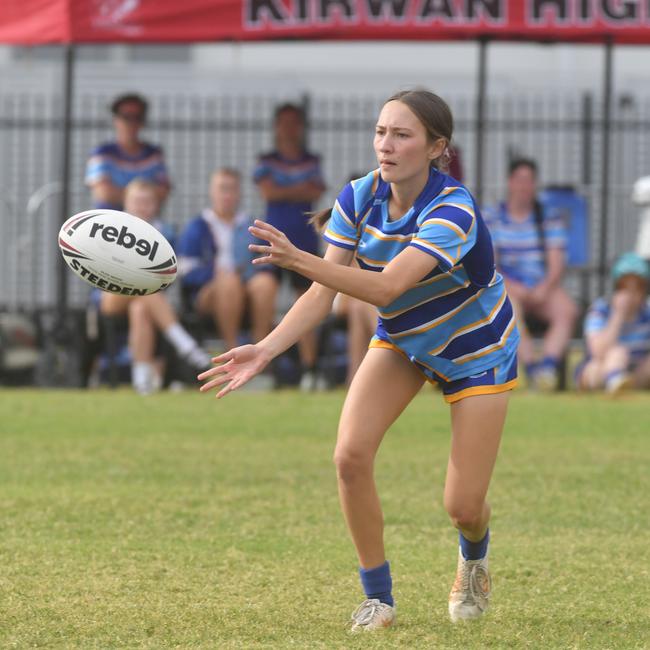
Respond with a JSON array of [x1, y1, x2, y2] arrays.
[[249, 220, 301, 270]]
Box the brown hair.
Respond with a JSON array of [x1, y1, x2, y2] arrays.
[[310, 89, 455, 233]]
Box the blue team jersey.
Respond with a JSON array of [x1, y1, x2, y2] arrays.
[[484, 203, 567, 288], [253, 150, 323, 254], [85, 141, 170, 210], [323, 168, 519, 383], [584, 297, 650, 364]]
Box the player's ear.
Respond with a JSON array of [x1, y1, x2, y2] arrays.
[[428, 137, 446, 162]]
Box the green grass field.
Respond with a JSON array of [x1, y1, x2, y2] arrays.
[[0, 388, 648, 649]]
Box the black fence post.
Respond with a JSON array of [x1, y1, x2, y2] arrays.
[[474, 37, 489, 205], [56, 44, 75, 323], [598, 39, 614, 296]]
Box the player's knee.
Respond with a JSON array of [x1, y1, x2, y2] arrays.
[[445, 500, 484, 531], [333, 444, 372, 484]]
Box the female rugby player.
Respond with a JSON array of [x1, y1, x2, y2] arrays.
[[199, 90, 519, 631]]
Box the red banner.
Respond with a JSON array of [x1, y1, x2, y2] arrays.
[[2, 0, 650, 45]]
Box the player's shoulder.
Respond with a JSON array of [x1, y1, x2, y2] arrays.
[[349, 169, 382, 200], [432, 182, 474, 209], [337, 169, 381, 215]]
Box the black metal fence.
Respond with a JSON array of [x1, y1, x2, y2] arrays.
[[1, 89, 648, 311]]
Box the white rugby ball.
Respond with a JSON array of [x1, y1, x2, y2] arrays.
[[58, 209, 177, 295]]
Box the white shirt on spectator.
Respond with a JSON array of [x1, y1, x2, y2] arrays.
[[201, 208, 249, 273]]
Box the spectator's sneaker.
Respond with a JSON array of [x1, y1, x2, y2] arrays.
[[605, 371, 634, 395], [184, 346, 213, 372], [349, 598, 396, 632], [300, 369, 317, 392], [448, 548, 491, 623]]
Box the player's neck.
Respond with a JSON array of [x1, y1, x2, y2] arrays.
[[389, 169, 430, 220]]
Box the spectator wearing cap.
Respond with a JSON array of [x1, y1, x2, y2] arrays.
[[484, 158, 578, 390], [577, 252, 650, 394], [85, 93, 171, 210]]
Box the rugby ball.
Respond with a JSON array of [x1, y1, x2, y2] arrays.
[[58, 209, 177, 295]]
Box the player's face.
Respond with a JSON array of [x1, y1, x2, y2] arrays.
[[508, 166, 537, 205], [374, 101, 442, 184], [275, 110, 305, 148], [210, 173, 241, 216], [124, 188, 159, 223], [113, 101, 145, 142]]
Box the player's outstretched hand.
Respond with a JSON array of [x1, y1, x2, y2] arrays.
[[198, 344, 271, 399], [249, 220, 301, 270]]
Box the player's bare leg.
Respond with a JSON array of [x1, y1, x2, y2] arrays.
[[445, 392, 509, 622], [335, 346, 424, 631]]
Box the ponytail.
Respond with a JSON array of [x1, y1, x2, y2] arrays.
[[308, 207, 332, 234]]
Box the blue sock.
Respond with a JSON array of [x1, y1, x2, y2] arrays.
[[541, 356, 559, 370], [359, 561, 393, 607], [525, 362, 538, 378], [459, 529, 490, 561]]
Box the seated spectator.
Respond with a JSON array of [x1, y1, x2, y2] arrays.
[[484, 158, 578, 390], [100, 179, 211, 394], [332, 292, 377, 385], [85, 93, 170, 210], [577, 252, 650, 394], [253, 102, 326, 390], [177, 168, 274, 351]]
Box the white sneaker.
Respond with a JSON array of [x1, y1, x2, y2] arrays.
[[349, 598, 396, 632], [605, 371, 634, 395], [448, 548, 491, 622]]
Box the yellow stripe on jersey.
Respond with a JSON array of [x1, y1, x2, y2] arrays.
[[363, 223, 415, 242], [411, 238, 455, 267], [379, 280, 471, 320], [428, 202, 476, 219], [356, 204, 374, 237], [419, 217, 468, 241], [324, 228, 357, 246], [356, 252, 390, 268], [391, 289, 486, 339], [427, 288, 507, 356], [440, 186, 461, 196], [451, 315, 517, 364], [415, 265, 461, 287]]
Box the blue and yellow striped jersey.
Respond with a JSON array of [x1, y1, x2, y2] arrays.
[[323, 168, 519, 382]]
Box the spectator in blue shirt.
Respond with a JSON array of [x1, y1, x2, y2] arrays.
[[85, 93, 170, 210], [484, 158, 578, 390], [577, 252, 650, 394], [99, 179, 210, 394], [253, 103, 326, 389], [177, 168, 274, 351]]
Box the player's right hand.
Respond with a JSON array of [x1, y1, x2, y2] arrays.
[[198, 344, 271, 399]]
